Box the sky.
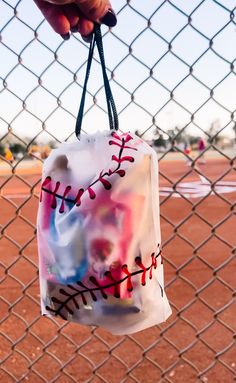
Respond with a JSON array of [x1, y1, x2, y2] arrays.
[[0, 0, 236, 143]]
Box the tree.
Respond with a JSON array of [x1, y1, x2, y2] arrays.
[[9, 143, 25, 155], [208, 119, 221, 145], [233, 122, 236, 142], [153, 134, 166, 148], [189, 136, 199, 145], [0, 142, 5, 157], [167, 126, 186, 144]]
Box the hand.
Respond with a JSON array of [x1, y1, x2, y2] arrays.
[[34, 0, 117, 41]]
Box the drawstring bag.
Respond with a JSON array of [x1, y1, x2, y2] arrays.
[[37, 25, 171, 335]]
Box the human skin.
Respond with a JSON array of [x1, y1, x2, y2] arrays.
[[33, 0, 117, 40]]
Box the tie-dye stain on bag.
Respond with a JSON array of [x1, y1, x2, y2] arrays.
[[37, 25, 171, 335], [37, 131, 171, 335]]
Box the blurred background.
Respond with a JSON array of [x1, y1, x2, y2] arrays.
[[0, 1, 236, 382]]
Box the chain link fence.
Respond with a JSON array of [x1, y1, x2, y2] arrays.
[[1, 0, 236, 382]]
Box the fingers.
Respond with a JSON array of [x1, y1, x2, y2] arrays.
[[63, 3, 80, 29], [75, 0, 117, 27], [44, 0, 117, 26], [63, 4, 94, 39], [74, 14, 94, 37], [34, 0, 117, 41], [34, 0, 70, 35]]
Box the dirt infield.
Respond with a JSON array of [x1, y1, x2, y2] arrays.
[[0, 157, 236, 383]]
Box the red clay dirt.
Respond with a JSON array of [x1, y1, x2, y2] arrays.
[[0, 157, 235, 383]]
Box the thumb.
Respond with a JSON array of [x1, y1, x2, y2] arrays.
[[74, 0, 117, 27]]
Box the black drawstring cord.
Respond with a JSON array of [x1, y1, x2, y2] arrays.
[[75, 24, 119, 138]]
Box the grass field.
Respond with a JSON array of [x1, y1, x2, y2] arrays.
[[0, 156, 235, 383]]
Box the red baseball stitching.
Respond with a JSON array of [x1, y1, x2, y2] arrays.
[[45, 245, 163, 320], [40, 133, 137, 213]]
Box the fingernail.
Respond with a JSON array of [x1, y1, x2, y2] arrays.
[[100, 9, 117, 27], [82, 34, 93, 43], [71, 25, 78, 33], [61, 32, 70, 40]]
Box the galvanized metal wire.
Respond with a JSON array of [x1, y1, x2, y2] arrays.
[[0, 0, 236, 382]]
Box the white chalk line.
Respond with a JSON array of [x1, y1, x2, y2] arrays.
[[1, 180, 236, 200], [160, 180, 236, 198]]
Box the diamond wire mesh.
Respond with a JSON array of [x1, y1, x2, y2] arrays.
[[0, 0, 236, 382]]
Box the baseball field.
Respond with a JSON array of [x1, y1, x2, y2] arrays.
[[0, 154, 235, 383]]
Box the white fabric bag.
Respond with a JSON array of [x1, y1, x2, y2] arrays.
[[37, 25, 171, 335]]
